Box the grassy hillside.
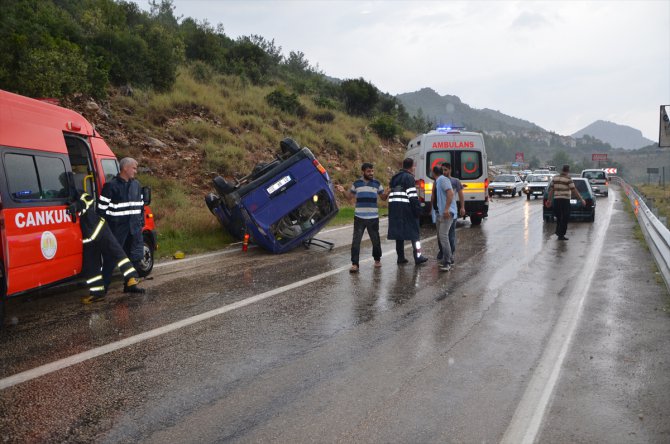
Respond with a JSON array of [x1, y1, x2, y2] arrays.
[[68, 66, 409, 257]]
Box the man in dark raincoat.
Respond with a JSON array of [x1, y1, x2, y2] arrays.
[[387, 158, 428, 265]]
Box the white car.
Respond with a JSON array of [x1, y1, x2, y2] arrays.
[[489, 174, 524, 197], [523, 174, 551, 200], [581, 169, 609, 196]]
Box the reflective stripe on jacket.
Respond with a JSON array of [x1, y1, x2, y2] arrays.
[[387, 169, 421, 241], [98, 175, 144, 236]]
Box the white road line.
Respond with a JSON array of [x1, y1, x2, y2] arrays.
[[501, 196, 614, 444], [0, 235, 435, 391]]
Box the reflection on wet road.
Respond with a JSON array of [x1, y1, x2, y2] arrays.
[[1, 186, 669, 443]]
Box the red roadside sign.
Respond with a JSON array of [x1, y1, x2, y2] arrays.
[[592, 153, 608, 161]]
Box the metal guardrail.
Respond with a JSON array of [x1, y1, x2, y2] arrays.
[[614, 177, 670, 291]]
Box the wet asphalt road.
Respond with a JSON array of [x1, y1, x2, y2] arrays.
[[1, 185, 669, 443]]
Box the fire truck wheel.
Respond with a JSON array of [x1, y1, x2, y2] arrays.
[[0, 263, 5, 330], [137, 236, 155, 277]]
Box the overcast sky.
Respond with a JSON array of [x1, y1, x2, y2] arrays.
[[160, 0, 669, 140]]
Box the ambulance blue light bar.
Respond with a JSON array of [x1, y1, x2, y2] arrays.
[[436, 125, 466, 132]]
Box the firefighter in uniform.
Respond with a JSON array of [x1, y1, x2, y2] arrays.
[[387, 158, 428, 265], [68, 192, 145, 304], [97, 157, 146, 292]]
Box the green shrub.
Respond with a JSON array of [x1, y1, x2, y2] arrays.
[[313, 111, 335, 124], [190, 61, 214, 83], [313, 95, 338, 110], [370, 115, 400, 140], [341, 78, 379, 116], [265, 88, 307, 116]]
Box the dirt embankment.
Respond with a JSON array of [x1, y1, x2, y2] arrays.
[[61, 90, 408, 203]]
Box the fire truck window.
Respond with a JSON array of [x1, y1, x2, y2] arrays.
[[5, 154, 41, 200], [459, 151, 482, 180], [427, 151, 452, 176], [35, 156, 68, 199], [101, 159, 119, 182], [4, 153, 69, 201]]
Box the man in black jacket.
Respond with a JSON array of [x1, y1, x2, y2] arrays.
[[387, 158, 428, 265], [98, 157, 146, 292]]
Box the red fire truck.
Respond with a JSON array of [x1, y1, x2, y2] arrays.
[[0, 89, 157, 324]]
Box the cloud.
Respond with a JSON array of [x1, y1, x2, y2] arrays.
[[161, 0, 669, 140], [511, 11, 551, 29]]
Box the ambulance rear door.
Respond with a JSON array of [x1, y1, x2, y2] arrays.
[[0, 148, 82, 296]]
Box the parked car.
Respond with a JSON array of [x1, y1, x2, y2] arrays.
[[205, 138, 339, 253], [489, 174, 524, 197], [581, 169, 609, 196], [543, 178, 596, 222], [523, 174, 551, 200]]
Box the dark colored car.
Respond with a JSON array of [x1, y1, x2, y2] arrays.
[[542, 178, 596, 222], [205, 138, 339, 253]]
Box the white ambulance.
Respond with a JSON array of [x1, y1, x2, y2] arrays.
[[406, 128, 489, 225]]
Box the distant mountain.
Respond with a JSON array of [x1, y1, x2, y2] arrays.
[[396, 87, 545, 133], [571, 120, 655, 150]]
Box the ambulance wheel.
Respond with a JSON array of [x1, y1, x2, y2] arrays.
[[470, 215, 482, 225], [137, 235, 155, 277]]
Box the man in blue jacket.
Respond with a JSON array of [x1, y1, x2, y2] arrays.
[[387, 158, 428, 265], [98, 157, 146, 293]]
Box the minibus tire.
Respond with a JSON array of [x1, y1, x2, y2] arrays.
[[280, 138, 301, 155], [137, 236, 155, 277], [213, 176, 236, 195], [205, 193, 221, 213]]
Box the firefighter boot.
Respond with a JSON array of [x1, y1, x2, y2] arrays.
[[81, 293, 106, 304], [123, 277, 146, 294]]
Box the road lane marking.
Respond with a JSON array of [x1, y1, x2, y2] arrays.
[[0, 235, 435, 391], [501, 195, 615, 444]]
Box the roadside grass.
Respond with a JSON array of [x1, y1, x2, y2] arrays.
[[140, 174, 232, 258], [622, 186, 647, 245], [329, 206, 389, 226], [636, 184, 670, 221], [623, 185, 670, 312]]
